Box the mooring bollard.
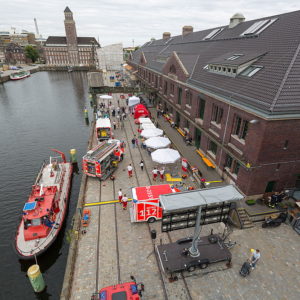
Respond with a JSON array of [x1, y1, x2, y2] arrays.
[[27, 264, 46, 293], [70, 149, 77, 163], [84, 107, 88, 119]]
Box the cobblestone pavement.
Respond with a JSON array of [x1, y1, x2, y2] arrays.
[[69, 94, 300, 300]]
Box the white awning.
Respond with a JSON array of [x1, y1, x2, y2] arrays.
[[160, 185, 244, 212]]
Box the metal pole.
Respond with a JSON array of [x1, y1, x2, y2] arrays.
[[189, 206, 202, 257]]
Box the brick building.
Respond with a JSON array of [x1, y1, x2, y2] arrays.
[[129, 11, 300, 196], [5, 43, 29, 64], [44, 7, 100, 66]]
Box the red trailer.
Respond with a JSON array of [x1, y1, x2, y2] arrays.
[[130, 184, 178, 223], [133, 104, 150, 119]]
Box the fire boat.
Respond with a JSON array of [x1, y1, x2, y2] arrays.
[[14, 149, 73, 260]]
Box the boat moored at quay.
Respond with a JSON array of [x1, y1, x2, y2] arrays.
[[10, 71, 31, 80], [15, 149, 73, 260]]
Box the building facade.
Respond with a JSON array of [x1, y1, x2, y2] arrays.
[[44, 7, 99, 66], [5, 43, 29, 64], [129, 11, 300, 196]]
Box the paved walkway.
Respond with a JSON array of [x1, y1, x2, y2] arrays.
[[69, 94, 300, 300], [149, 107, 223, 186]]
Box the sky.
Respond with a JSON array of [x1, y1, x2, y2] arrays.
[[1, 0, 300, 47]]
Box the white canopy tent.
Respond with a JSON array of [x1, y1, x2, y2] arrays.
[[139, 117, 152, 124], [128, 96, 140, 107], [141, 123, 156, 130], [145, 137, 171, 149], [99, 95, 113, 100], [151, 148, 180, 164], [141, 128, 163, 139]]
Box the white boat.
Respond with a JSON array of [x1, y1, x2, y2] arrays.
[[10, 71, 31, 80]]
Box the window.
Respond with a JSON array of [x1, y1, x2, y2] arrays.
[[233, 116, 248, 140], [170, 83, 174, 94], [186, 90, 192, 106], [159, 76, 162, 87], [211, 104, 223, 124], [164, 81, 168, 95], [227, 54, 243, 61], [225, 155, 241, 176], [199, 97, 206, 119], [169, 64, 176, 74], [203, 65, 209, 70], [185, 119, 189, 129], [178, 87, 182, 105], [284, 140, 289, 149], [203, 28, 224, 40], [241, 65, 262, 77], [241, 18, 277, 36], [209, 140, 218, 155]]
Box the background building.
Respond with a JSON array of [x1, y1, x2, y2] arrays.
[[129, 10, 300, 196], [44, 7, 100, 66]]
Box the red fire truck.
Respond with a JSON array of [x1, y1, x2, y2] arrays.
[[130, 184, 178, 223], [82, 140, 125, 180]]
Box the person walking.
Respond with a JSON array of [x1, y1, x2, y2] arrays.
[[250, 249, 261, 269], [140, 160, 144, 171], [122, 194, 128, 210], [131, 136, 136, 148], [200, 178, 206, 188], [135, 137, 139, 148], [127, 164, 133, 177], [113, 121, 117, 130], [118, 188, 123, 203], [159, 167, 165, 182], [152, 167, 158, 181]]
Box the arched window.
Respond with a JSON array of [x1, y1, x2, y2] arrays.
[[169, 64, 176, 74]]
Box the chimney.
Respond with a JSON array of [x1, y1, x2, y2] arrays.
[[182, 26, 193, 36], [163, 32, 171, 40], [229, 13, 245, 28]]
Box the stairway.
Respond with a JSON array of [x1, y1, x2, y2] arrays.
[[237, 208, 254, 229]]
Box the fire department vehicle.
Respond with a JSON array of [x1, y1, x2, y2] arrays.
[[82, 140, 125, 180], [91, 276, 144, 300], [130, 184, 178, 223], [96, 118, 112, 142]]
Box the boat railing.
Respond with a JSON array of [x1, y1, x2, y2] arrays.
[[34, 161, 46, 186]]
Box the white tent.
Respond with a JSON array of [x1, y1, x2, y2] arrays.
[[128, 96, 140, 107], [141, 128, 163, 138], [141, 123, 156, 130], [145, 137, 171, 149], [151, 149, 180, 164], [139, 118, 152, 124], [99, 95, 113, 100]]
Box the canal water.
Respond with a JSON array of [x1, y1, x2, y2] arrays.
[[0, 71, 92, 299]]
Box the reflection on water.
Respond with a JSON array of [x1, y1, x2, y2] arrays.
[[0, 71, 91, 299]]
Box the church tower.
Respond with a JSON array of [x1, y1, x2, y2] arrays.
[[64, 7, 79, 65]]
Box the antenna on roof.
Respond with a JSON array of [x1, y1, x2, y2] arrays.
[[132, 39, 134, 47]]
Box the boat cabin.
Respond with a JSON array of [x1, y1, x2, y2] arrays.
[[23, 185, 59, 241]]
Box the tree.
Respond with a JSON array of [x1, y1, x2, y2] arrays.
[[24, 45, 39, 63]]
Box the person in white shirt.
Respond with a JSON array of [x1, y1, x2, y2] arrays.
[[152, 167, 158, 181], [118, 189, 123, 203], [159, 167, 165, 181], [127, 164, 133, 177], [140, 160, 144, 171], [251, 249, 261, 269], [122, 194, 128, 210]]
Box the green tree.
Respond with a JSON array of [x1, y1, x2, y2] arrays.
[[24, 45, 39, 63]]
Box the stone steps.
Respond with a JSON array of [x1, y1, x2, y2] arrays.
[[237, 208, 254, 228]]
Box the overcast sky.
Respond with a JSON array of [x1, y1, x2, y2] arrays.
[[1, 0, 300, 47]]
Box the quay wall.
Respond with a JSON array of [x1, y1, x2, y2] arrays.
[[60, 120, 95, 300]]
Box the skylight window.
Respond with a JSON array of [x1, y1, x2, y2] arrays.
[[227, 54, 243, 61], [165, 37, 173, 45], [241, 18, 277, 36], [203, 65, 209, 69], [203, 28, 224, 40], [241, 65, 262, 77]]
